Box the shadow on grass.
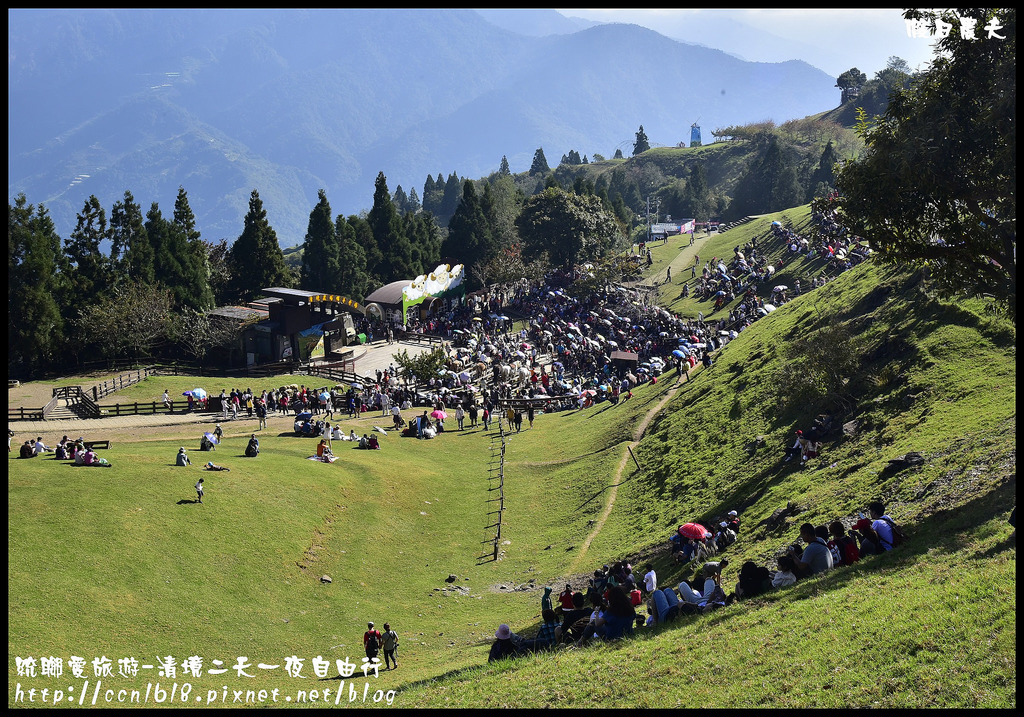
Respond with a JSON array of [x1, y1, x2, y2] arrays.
[[176, 498, 201, 505]]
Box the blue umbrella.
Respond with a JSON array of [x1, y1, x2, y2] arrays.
[[672, 349, 686, 359]]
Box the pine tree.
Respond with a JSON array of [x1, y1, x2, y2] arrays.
[[393, 185, 410, 215], [499, 155, 511, 176], [172, 186, 214, 309], [437, 172, 463, 227], [633, 125, 651, 155], [65, 194, 110, 303], [335, 215, 369, 300], [808, 140, 840, 200], [300, 189, 341, 292], [9, 195, 66, 376], [227, 189, 292, 302], [442, 180, 492, 285], [347, 213, 380, 285], [529, 148, 550, 176], [407, 187, 422, 213], [368, 172, 415, 283], [109, 190, 153, 285]]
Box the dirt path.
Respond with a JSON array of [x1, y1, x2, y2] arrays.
[[566, 377, 684, 575]]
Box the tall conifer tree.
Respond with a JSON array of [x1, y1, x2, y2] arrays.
[[227, 189, 292, 302], [300, 189, 341, 291]]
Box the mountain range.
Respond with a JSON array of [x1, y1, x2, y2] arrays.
[[8, 8, 839, 246]]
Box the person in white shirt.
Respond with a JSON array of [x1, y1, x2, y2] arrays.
[[642, 564, 657, 595], [33, 437, 52, 455]]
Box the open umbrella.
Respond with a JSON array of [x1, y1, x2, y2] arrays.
[[679, 523, 710, 540], [320, 391, 330, 402], [459, 371, 471, 383], [192, 388, 207, 400], [373, 426, 388, 436], [182, 391, 193, 397], [431, 409, 447, 421], [203, 432, 219, 445], [472, 316, 483, 322], [772, 285, 788, 293], [672, 349, 686, 359], [351, 381, 363, 389]]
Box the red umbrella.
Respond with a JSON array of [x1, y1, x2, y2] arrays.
[[678, 523, 710, 540]]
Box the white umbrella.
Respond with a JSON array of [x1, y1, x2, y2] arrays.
[[373, 426, 388, 436]]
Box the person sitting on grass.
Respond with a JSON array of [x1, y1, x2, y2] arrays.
[[772, 555, 798, 588], [528, 609, 562, 651], [205, 461, 230, 472], [488, 624, 523, 662], [735, 560, 773, 599], [828, 520, 860, 566], [200, 434, 216, 452], [851, 518, 884, 557], [33, 437, 52, 455], [19, 440, 36, 459], [82, 449, 112, 467], [316, 439, 333, 460], [245, 434, 260, 457], [789, 523, 834, 578], [176, 447, 191, 466], [367, 434, 380, 450], [559, 593, 591, 643]]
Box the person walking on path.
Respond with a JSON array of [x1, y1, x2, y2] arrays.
[[195, 478, 204, 504], [381, 623, 399, 670], [364, 622, 382, 663]]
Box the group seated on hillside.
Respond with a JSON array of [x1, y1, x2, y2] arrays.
[[356, 434, 380, 450], [489, 502, 908, 662]]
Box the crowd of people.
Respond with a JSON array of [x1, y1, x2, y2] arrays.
[[489, 500, 908, 662]]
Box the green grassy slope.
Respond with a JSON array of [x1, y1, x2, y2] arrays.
[[7, 238, 1015, 707], [394, 258, 1016, 706]]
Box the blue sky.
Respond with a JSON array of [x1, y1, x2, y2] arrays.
[[558, 9, 940, 77]]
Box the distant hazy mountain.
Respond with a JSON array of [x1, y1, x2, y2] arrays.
[[8, 8, 838, 246]]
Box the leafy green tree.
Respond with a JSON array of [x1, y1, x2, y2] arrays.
[[393, 346, 447, 383], [369, 172, 415, 282], [633, 125, 650, 155], [837, 8, 1016, 320], [227, 189, 292, 302], [684, 162, 713, 221], [516, 187, 623, 270], [836, 67, 867, 103], [204, 239, 232, 306], [75, 281, 174, 361], [9, 195, 66, 376], [730, 133, 803, 217], [529, 148, 549, 176], [109, 190, 152, 285], [300, 189, 341, 291], [65, 194, 110, 303]]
